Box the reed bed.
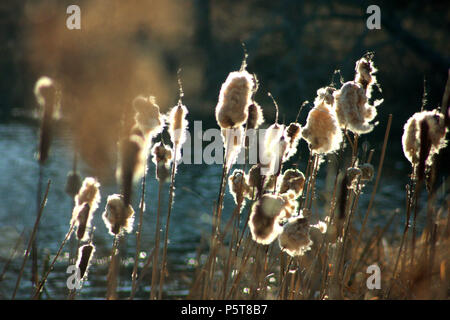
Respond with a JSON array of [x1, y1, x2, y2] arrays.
[[4, 54, 449, 300]]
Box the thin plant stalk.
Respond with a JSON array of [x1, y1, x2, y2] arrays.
[[33, 222, 76, 299], [31, 165, 44, 291], [106, 235, 120, 300], [351, 114, 392, 264], [158, 147, 179, 299], [12, 179, 51, 300], [150, 180, 164, 299], [130, 163, 147, 299]]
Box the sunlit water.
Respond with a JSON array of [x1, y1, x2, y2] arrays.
[[0, 121, 434, 299]]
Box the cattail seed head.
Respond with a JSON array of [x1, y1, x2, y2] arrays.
[[65, 171, 82, 198], [311, 220, 327, 234], [316, 86, 336, 106], [102, 194, 135, 236], [34, 76, 58, 164], [359, 163, 374, 181], [283, 123, 302, 161], [278, 168, 305, 197], [133, 95, 165, 140], [229, 169, 251, 205], [151, 142, 173, 182], [302, 90, 342, 154], [216, 70, 254, 129], [247, 164, 263, 197], [75, 177, 101, 209], [262, 123, 285, 174], [76, 244, 95, 281], [222, 126, 245, 168], [71, 177, 101, 241], [249, 194, 285, 244], [116, 134, 146, 206], [278, 216, 312, 257], [280, 191, 299, 220], [75, 203, 90, 241], [333, 81, 380, 134], [168, 103, 189, 160], [355, 56, 378, 99], [346, 167, 362, 190], [402, 109, 447, 173], [246, 102, 265, 130], [34, 76, 57, 110]]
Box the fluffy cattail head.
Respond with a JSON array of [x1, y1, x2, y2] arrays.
[[333, 81, 380, 134], [261, 123, 285, 174], [133, 95, 165, 139], [283, 123, 302, 161], [102, 194, 135, 236], [116, 134, 146, 206], [71, 177, 101, 241], [222, 126, 245, 168], [34, 76, 57, 110], [34, 76, 58, 164], [249, 194, 285, 244], [216, 70, 254, 129], [229, 169, 251, 205], [402, 109, 447, 175], [76, 244, 95, 281], [278, 169, 305, 197], [75, 177, 101, 209], [355, 55, 378, 99], [151, 142, 173, 182], [278, 216, 312, 257], [168, 103, 189, 158], [302, 94, 342, 154], [246, 102, 265, 130], [280, 191, 299, 220], [315, 86, 336, 106], [247, 164, 263, 197]]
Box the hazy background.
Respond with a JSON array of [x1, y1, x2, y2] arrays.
[[0, 0, 449, 299]]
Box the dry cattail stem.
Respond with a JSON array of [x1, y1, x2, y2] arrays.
[[159, 93, 190, 299]]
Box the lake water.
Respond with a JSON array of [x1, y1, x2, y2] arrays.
[[0, 121, 433, 299]]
